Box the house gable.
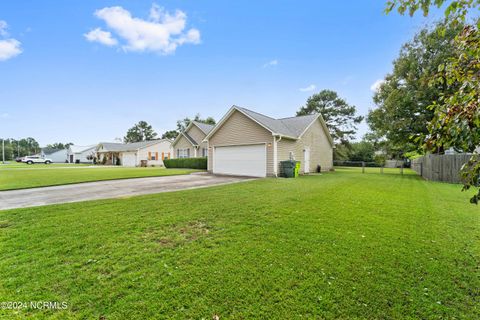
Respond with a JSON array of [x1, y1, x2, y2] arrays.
[[208, 109, 273, 145], [298, 118, 333, 171], [298, 115, 334, 147], [173, 135, 194, 151], [187, 123, 206, 145], [207, 109, 275, 175], [172, 122, 212, 149], [205, 106, 276, 141], [172, 132, 196, 148]]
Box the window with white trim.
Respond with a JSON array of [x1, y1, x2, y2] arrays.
[[202, 148, 208, 157], [177, 148, 190, 158]]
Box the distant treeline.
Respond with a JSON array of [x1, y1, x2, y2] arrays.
[[0, 138, 41, 161]]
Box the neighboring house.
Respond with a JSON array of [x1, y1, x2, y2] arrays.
[[96, 140, 173, 167], [67, 145, 96, 163], [204, 106, 334, 177], [40, 148, 68, 163], [172, 121, 214, 158]]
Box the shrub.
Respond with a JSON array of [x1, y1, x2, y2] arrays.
[[164, 157, 207, 169], [404, 151, 424, 160], [333, 160, 381, 167], [374, 154, 386, 166]]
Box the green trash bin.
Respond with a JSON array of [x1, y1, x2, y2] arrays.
[[294, 161, 301, 177], [280, 160, 296, 178]]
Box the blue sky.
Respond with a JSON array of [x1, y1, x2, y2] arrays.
[[0, 1, 445, 146]]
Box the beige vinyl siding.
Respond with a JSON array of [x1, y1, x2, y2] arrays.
[[298, 119, 333, 172], [207, 110, 275, 176], [173, 125, 208, 158], [187, 125, 205, 145], [137, 140, 173, 166], [188, 125, 208, 157], [197, 142, 208, 157], [276, 138, 299, 173], [173, 135, 194, 158], [276, 119, 333, 174]]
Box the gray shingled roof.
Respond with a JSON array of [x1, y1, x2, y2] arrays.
[[182, 132, 198, 146], [192, 121, 214, 134], [98, 141, 160, 152], [41, 148, 64, 155], [279, 114, 320, 137], [69, 145, 96, 153], [235, 106, 319, 138]]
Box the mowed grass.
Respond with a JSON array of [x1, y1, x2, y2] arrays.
[[0, 162, 90, 169], [0, 167, 198, 190], [0, 169, 479, 319], [334, 165, 417, 175]]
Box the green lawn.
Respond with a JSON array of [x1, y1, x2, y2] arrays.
[[0, 167, 198, 190], [0, 169, 479, 319], [334, 165, 417, 175], [0, 162, 90, 169]]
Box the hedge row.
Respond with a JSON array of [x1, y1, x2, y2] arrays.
[[333, 160, 381, 167], [163, 157, 207, 169]]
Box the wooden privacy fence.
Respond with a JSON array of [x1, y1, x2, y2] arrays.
[[411, 154, 471, 183]]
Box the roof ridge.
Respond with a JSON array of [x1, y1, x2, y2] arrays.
[[278, 113, 319, 120], [192, 120, 214, 126], [100, 140, 159, 145], [234, 106, 277, 121]]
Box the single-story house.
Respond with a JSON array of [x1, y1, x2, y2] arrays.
[[40, 148, 68, 163], [67, 145, 96, 163], [172, 121, 214, 158], [96, 140, 173, 167], [204, 106, 334, 177]]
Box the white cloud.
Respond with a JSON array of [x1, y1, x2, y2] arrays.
[[0, 20, 8, 36], [370, 79, 385, 92], [263, 59, 278, 68], [0, 39, 22, 61], [0, 20, 22, 61], [149, 3, 162, 22], [0, 113, 9, 119], [88, 4, 201, 55], [84, 28, 118, 46], [299, 84, 316, 92]]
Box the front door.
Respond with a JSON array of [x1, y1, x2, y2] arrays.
[[304, 148, 310, 173], [70, 155, 74, 163]]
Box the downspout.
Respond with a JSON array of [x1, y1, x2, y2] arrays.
[[273, 135, 283, 177]]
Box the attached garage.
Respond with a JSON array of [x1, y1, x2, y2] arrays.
[[213, 144, 266, 177], [205, 106, 334, 177], [122, 152, 137, 167]]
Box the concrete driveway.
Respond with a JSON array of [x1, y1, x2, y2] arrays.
[[0, 173, 253, 210]]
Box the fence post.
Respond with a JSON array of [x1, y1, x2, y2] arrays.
[[381, 165, 384, 174], [362, 161, 365, 173], [400, 163, 404, 175], [420, 162, 423, 177]]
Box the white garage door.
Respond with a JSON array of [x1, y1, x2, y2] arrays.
[[213, 144, 266, 177], [122, 152, 137, 167]]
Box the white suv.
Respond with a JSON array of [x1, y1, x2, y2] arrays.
[[22, 156, 52, 164]]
